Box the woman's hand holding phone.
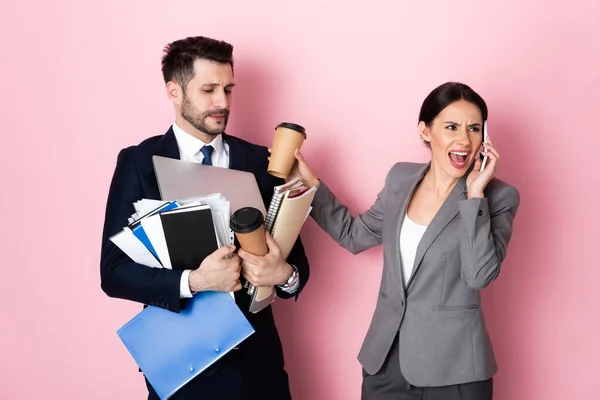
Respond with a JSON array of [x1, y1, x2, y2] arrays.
[[467, 121, 500, 199]]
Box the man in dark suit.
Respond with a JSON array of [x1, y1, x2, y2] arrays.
[[100, 35, 310, 400]]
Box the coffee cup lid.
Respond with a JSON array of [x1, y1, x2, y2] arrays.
[[276, 122, 307, 139], [230, 207, 265, 233]]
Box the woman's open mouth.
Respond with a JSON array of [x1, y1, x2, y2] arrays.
[[448, 150, 469, 169]]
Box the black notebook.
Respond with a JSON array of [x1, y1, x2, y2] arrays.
[[159, 205, 219, 270]]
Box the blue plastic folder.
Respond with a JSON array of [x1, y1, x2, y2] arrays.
[[117, 291, 255, 399]]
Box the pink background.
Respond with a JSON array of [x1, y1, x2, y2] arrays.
[[2, 0, 598, 398]]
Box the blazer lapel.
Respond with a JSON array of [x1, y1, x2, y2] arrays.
[[392, 164, 430, 298], [406, 174, 468, 288], [155, 127, 181, 160], [223, 133, 248, 171]]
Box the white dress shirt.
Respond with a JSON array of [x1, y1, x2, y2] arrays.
[[399, 214, 428, 287], [171, 122, 299, 298]]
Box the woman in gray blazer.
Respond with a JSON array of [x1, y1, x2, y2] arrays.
[[292, 82, 520, 399]]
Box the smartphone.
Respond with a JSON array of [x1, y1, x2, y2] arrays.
[[480, 121, 488, 171]]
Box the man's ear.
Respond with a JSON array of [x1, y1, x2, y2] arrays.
[[166, 81, 182, 106], [418, 121, 431, 144]]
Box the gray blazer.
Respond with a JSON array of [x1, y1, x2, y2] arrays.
[[310, 162, 520, 387]]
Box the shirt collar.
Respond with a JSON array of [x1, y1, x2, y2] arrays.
[[172, 122, 226, 159]]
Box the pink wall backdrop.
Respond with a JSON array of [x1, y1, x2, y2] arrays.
[[1, 0, 598, 398]]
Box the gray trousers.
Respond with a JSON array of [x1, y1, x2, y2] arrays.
[[361, 335, 493, 400]]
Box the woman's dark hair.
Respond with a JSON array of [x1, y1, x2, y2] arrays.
[[418, 82, 488, 146], [161, 36, 234, 90]]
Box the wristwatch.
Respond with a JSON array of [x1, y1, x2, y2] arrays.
[[279, 264, 299, 289]]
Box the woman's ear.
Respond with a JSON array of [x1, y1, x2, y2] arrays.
[[418, 121, 431, 144]]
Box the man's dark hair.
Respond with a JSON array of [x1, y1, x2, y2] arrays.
[[161, 36, 234, 89]]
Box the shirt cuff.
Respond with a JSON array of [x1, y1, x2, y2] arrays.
[[279, 278, 300, 293], [277, 265, 300, 293], [180, 270, 193, 299]]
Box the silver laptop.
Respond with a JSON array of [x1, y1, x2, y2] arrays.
[[152, 155, 267, 217]]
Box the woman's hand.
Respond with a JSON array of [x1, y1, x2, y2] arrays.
[[289, 149, 320, 188], [268, 148, 320, 188], [467, 135, 499, 199]]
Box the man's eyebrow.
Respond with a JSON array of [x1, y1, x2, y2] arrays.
[[202, 83, 236, 87]]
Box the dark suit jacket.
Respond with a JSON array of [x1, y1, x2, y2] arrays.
[[100, 127, 310, 372]]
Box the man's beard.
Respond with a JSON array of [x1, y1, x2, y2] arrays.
[[181, 93, 230, 136]]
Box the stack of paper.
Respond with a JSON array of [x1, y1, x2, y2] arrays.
[[110, 194, 234, 270]]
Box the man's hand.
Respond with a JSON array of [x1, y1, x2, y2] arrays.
[[238, 232, 293, 287], [189, 245, 242, 293]]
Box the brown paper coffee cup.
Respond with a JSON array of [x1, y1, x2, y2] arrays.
[[230, 207, 272, 302], [230, 207, 268, 256], [267, 122, 307, 179], [234, 228, 268, 257]]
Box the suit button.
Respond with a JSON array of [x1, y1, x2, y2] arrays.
[[478, 209, 483, 216]]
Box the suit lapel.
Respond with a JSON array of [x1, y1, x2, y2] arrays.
[[406, 174, 468, 288], [223, 133, 248, 172], [155, 127, 181, 160], [145, 127, 180, 200], [392, 164, 430, 298]]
